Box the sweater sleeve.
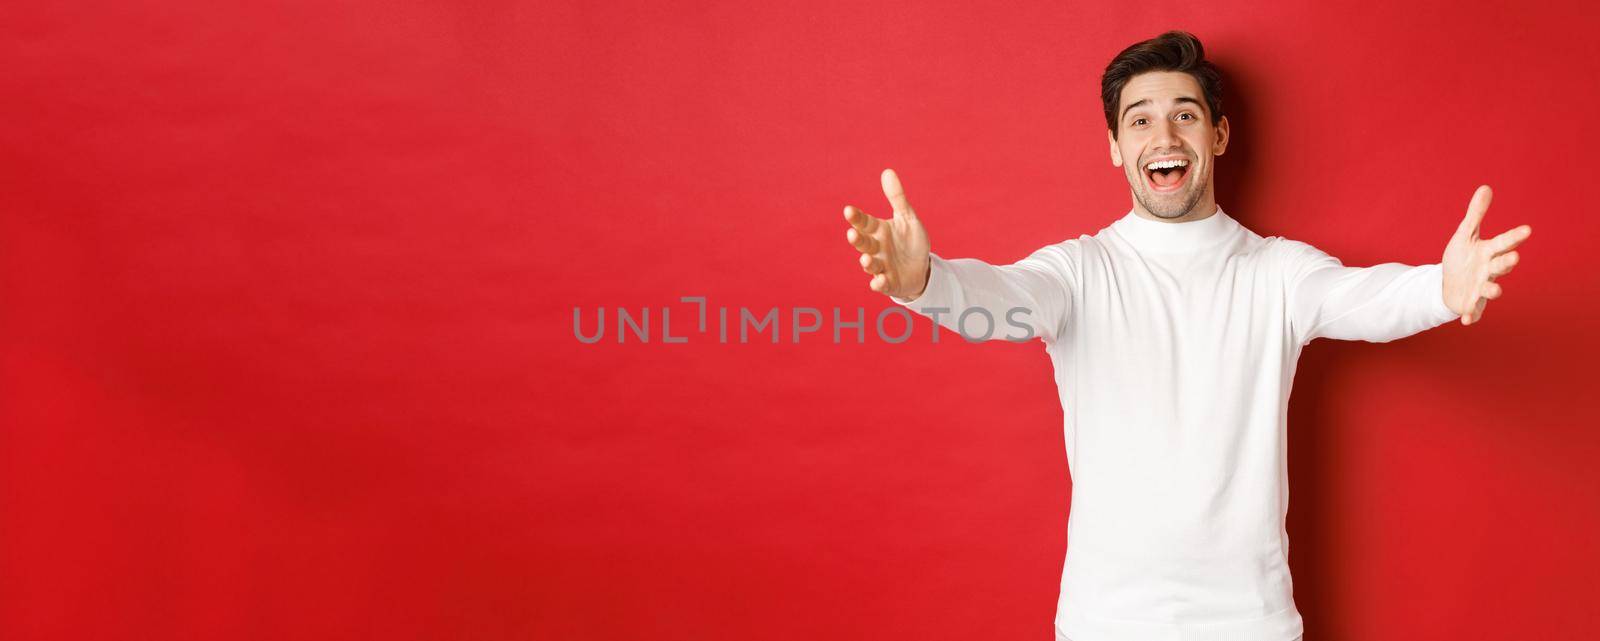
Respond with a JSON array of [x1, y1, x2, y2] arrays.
[[889, 243, 1077, 344], [1280, 239, 1460, 345]]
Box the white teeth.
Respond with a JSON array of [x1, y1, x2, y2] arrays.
[[1144, 159, 1189, 171]]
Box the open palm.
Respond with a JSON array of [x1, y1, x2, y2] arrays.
[[842, 169, 932, 300], [1442, 185, 1533, 325]]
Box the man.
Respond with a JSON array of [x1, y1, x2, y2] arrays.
[[839, 31, 1530, 641]]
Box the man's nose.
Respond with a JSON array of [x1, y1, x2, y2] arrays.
[[1152, 118, 1182, 149]]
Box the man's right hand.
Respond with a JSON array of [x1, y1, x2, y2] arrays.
[[842, 169, 931, 300]]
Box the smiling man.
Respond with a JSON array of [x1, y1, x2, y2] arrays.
[[839, 31, 1531, 641]]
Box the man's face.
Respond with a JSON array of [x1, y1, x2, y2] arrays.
[[1108, 71, 1230, 221]]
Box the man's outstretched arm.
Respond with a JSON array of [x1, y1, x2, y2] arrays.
[[841, 169, 1073, 343], [1287, 185, 1532, 344]]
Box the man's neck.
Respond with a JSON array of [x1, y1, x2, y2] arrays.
[[1131, 199, 1219, 224]]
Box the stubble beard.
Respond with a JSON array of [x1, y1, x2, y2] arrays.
[[1131, 161, 1210, 220]]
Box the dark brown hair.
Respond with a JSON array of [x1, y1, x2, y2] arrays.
[[1101, 31, 1224, 139]]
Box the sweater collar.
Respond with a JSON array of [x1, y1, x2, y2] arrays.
[[1111, 206, 1239, 253]]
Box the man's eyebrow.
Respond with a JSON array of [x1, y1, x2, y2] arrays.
[[1119, 98, 1149, 121], [1121, 96, 1206, 120]]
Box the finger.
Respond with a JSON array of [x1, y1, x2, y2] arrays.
[[880, 169, 917, 220], [859, 253, 885, 275], [1453, 185, 1493, 240], [1481, 281, 1504, 300], [1488, 251, 1519, 278], [1486, 224, 1532, 255], [846, 227, 879, 254], [868, 273, 888, 293], [1461, 299, 1483, 326], [843, 205, 882, 234]]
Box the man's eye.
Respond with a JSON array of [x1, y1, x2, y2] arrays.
[[1177, 113, 1194, 121], [1133, 118, 1147, 126]]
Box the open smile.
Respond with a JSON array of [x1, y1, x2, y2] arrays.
[[1143, 157, 1191, 193]]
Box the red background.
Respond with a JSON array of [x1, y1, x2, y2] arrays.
[[4, 1, 1598, 639]]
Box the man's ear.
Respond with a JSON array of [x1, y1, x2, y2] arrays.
[[1108, 129, 1123, 167], [1213, 115, 1230, 156]]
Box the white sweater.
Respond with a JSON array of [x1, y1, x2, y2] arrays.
[[892, 208, 1458, 641]]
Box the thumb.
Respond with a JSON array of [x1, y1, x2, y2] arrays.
[[1453, 184, 1493, 241], [881, 168, 917, 220]]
